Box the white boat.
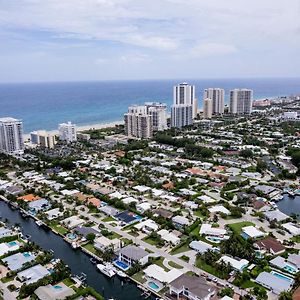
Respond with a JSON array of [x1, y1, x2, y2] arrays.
[[35, 220, 43, 226], [71, 242, 79, 249], [116, 270, 127, 278], [97, 263, 116, 278]]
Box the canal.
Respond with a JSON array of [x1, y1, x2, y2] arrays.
[[0, 201, 153, 300], [277, 194, 300, 220]]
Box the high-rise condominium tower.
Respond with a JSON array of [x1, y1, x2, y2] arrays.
[[124, 105, 153, 139], [204, 88, 225, 115], [58, 122, 77, 143], [229, 89, 253, 114], [171, 83, 196, 128], [203, 98, 213, 119], [0, 117, 24, 155]]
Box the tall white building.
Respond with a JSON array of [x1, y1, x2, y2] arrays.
[[171, 105, 193, 128], [58, 122, 77, 143], [204, 88, 225, 115], [173, 83, 198, 118], [30, 130, 56, 149], [124, 105, 153, 139], [203, 98, 213, 119], [0, 117, 24, 155], [230, 89, 253, 114], [144, 102, 168, 131]]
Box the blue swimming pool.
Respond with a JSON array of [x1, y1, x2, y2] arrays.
[[284, 264, 297, 274], [66, 233, 77, 240], [53, 285, 62, 289], [271, 271, 294, 283], [148, 281, 160, 290], [114, 260, 129, 271], [8, 241, 17, 247], [23, 252, 31, 257]]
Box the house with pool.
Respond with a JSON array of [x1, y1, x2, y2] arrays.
[[199, 224, 229, 243], [168, 274, 216, 300], [270, 253, 300, 274], [115, 245, 149, 271]]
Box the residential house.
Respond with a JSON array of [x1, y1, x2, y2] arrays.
[[118, 245, 149, 268]]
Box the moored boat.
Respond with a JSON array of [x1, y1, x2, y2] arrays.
[[97, 263, 116, 278]]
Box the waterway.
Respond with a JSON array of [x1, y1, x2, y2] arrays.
[[277, 194, 300, 220], [0, 201, 153, 300]]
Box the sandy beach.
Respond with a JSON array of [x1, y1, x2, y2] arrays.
[[23, 120, 124, 140]]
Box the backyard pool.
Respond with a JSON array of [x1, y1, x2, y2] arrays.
[[148, 281, 160, 291], [271, 271, 294, 283], [284, 264, 297, 274], [114, 260, 130, 271], [66, 233, 78, 240], [8, 241, 17, 247], [206, 236, 223, 243]]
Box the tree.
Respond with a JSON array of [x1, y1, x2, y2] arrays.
[[240, 149, 254, 159], [218, 287, 234, 298], [86, 233, 96, 242], [278, 291, 292, 300]]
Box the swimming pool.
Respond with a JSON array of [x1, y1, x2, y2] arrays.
[[271, 271, 294, 283], [66, 233, 77, 240], [53, 285, 63, 290], [8, 241, 17, 247], [284, 264, 297, 274], [206, 236, 223, 243], [23, 252, 31, 258], [114, 260, 129, 271], [148, 281, 160, 290]]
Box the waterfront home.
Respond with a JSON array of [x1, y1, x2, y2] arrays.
[[118, 245, 149, 268], [241, 226, 266, 239], [254, 237, 285, 256], [134, 219, 159, 234], [189, 240, 214, 254], [17, 264, 51, 285], [219, 255, 249, 272], [3, 252, 36, 271], [28, 198, 51, 213], [44, 208, 64, 220], [282, 222, 300, 236], [61, 216, 85, 229], [264, 210, 290, 223], [17, 194, 41, 202], [172, 216, 191, 229], [0, 241, 20, 256], [74, 226, 100, 239], [5, 185, 24, 196], [144, 264, 183, 284], [157, 229, 180, 245], [0, 228, 14, 238], [168, 274, 215, 300], [254, 185, 280, 198], [255, 271, 293, 294], [35, 282, 75, 300], [94, 236, 121, 252]]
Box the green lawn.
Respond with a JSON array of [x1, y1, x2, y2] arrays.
[[132, 271, 146, 284], [170, 242, 190, 255], [107, 232, 121, 240], [102, 216, 115, 222], [179, 255, 190, 263], [83, 243, 97, 255], [50, 224, 69, 235], [195, 258, 228, 279], [151, 257, 169, 271], [292, 235, 300, 243], [228, 221, 255, 235], [63, 278, 75, 287], [168, 261, 184, 269]]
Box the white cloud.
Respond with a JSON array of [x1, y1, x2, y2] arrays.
[[191, 43, 238, 57]]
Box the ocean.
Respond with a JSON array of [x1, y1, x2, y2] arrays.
[[0, 78, 299, 133]]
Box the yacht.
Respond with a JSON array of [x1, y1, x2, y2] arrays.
[[116, 270, 127, 278], [97, 263, 116, 278], [35, 220, 43, 226], [71, 242, 79, 249]]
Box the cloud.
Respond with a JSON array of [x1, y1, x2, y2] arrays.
[[191, 43, 238, 57]]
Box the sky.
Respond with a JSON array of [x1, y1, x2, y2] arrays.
[[0, 0, 300, 82]]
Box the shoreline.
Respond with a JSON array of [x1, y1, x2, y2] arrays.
[[23, 120, 124, 140]]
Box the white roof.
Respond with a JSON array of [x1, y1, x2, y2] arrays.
[[198, 195, 216, 203], [219, 255, 249, 271], [189, 240, 212, 254], [134, 219, 159, 231], [264, 210, 289, 222], [209, 205, 230, 215], [61, 189, 79, 196], [0, 241, 19, 256], [136, 202, 151, 210], [144, 264, 183, 284], [109, 191, 126, 199], [242, 226, 265, 238], [172, 215, 190, 226], [158, 229, 180, 244], [122, 196, 138, 204], [200, 224, 226, 236], [282, 222, 300, 236], [133, 185, 151, 192]]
